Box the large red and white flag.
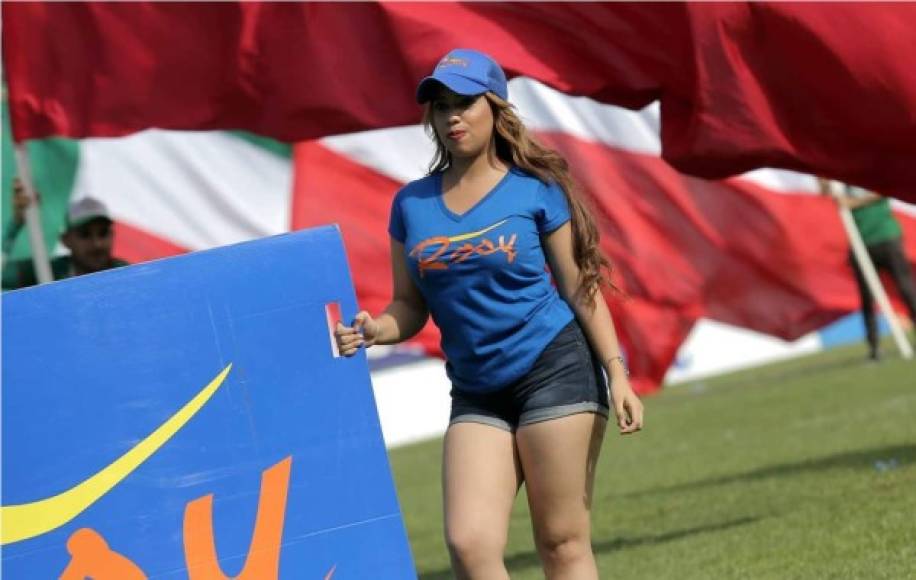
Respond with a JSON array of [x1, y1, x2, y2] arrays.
[[6, 3, 916, 393], [4, 2, 916, 200]]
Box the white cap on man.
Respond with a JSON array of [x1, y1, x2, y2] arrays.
[[66, 197, 112, 230]]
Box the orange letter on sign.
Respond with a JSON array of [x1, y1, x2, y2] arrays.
[[183, 456, 292, 580], [59, 528, 147, 580]]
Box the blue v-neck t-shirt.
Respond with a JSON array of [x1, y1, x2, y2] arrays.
[[388, 167, 575, 393]]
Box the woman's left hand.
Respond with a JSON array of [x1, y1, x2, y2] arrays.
[[610, 377, 644, 435]]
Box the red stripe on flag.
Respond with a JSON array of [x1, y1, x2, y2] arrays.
[[113, 221, 188, 265]]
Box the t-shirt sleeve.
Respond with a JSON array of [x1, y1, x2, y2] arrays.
[[388, 190, 407, 243], [537, 181, 571, 234]]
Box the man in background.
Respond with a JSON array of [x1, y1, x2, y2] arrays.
[[829, 182, 916, 360], [2, 178, 128, 290]]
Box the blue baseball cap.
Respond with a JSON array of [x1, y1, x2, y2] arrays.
[[416, 48, 508, 103]]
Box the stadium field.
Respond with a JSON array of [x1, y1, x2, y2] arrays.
[[389, 340, 916, 579]]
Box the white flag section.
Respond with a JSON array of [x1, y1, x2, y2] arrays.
[[44, 78, 914, 447], [71, 130, 292, 252], [322, 78, 819, 193]]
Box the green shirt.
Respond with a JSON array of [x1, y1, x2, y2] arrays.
[[2, 255, 129, 291], [847, 187, 902, 247]]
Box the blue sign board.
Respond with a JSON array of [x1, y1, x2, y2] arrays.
[[2, 226, 416, 579]]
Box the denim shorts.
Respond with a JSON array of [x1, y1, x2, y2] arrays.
[[449, 320, 610, 432]]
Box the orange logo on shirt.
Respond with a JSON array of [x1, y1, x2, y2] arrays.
[[410, 220, 517, 277]]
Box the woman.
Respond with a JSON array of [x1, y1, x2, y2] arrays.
[[335, 48, 643, 579]]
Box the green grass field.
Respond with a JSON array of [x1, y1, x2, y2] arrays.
[[388, 342, 916, 579]]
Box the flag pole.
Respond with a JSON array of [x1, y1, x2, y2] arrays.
[[13, 143, 53, 285], [828, 180, 913, 360]]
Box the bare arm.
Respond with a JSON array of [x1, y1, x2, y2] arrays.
[[841, 192, 883, 210], [816, 178, 882, 209], [543, 222, 643, 434], [335, 239, 428, 355], [373, 239, 429, 344], [3, 178, 29, 258]]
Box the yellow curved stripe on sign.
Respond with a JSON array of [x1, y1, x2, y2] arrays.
[[0, 363, 233, 545]]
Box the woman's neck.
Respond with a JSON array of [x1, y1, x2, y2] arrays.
[[447, 146, 508, 184]]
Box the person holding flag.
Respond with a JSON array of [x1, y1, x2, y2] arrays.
[[335, 49, 643, 579], [2, 178, 129, 290], [830, 182, 916, 360]]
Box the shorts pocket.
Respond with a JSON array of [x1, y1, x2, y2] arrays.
[[542, 321, 579, 353]]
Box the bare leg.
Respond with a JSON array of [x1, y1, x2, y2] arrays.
[[443, 422, 523, 580], [517, 413, 606, 580]]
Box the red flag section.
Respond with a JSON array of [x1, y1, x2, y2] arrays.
[[113, 222, 188, 265], [289, 140, 445, 355], [5, 2, 916, 200]]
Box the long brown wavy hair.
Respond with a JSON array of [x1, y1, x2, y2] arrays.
[[422, 92, 613, 303]]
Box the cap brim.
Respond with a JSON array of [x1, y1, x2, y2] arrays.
[[416, 73, 489, 103], [67, 215, 112, 230]]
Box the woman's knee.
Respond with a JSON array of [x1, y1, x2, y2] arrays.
[[445, 521, 507, 565], [535, 527, 592, 568]]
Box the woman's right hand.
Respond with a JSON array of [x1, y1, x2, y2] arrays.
[[334, 311, 380, 357]]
